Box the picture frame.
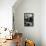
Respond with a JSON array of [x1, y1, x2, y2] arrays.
[[24, 13, 34, 26]]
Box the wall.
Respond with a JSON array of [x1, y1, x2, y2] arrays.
[[13, 0, 41, 46], [41, 0, 46, 46], [0, 0, 16, 30]]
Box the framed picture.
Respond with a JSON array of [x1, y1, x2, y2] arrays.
[[24, 13, 34, 26]]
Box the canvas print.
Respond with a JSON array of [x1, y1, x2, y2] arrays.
[[24, 13, 34, 26]]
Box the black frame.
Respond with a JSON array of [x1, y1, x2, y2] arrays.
[[24, 13, 34, 26]]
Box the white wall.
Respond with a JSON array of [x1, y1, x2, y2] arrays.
[[13, 0, 41, 46], [41, 0, 46, 46], [0, 0, 16, 30]]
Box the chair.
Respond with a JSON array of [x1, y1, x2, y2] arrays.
[[25, 40, 35, 46], [14, 33, 23, 46]]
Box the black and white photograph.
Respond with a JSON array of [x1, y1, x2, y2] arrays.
[[24, 13, 34, 26]]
